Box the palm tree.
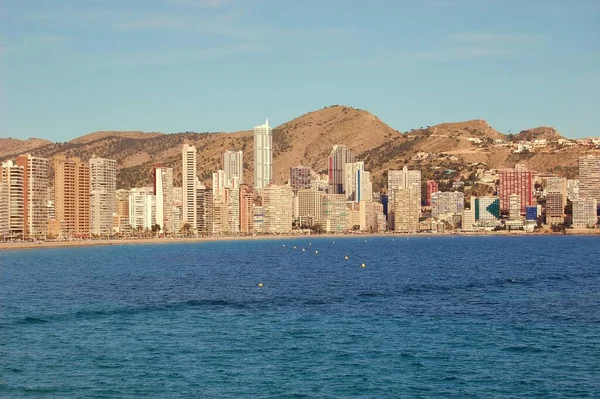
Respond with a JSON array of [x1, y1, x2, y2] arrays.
[[182, 223, 191, 237]]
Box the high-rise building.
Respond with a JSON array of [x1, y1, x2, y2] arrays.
[[182, 144, 197, 228], [426, 180, 439, 206], [15, 154, 49, 237], [224, 150, 244, 187], [1, 160, 24, 237], [53, 156, 90, 237], [196, 187, 213, 235], [320, 194, 348, 233], [297, 188, 322, 226], [344, 162, 372, 203], [328, 145, 355, 194], [545, 192, 564, 225], [128, 187, 155, 230], [212, 170, 227, 198], [579, 155, 600, 203], [254, 119, 273, 191], [228, 187, 240, 234], [499, 164, 533, 213], [239, 184, 254, 234], [572, 198, 598, 228], [154, 165, 174, 233], [431, 191, 464, 219], [262, 185, 293, 233], [392, 186, 420, 232], [290, 166, 313, 193], [212, 191, 229, 235], [388, 166, 421, 229], [115, 189, 130, 233], [546, 176, 567, 209], [90, 157, 116, 236]]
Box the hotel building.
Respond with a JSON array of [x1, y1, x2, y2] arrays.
[[254, 119, 273, 192], [90, 157, 117, 236], [182, 144, 197, 228]]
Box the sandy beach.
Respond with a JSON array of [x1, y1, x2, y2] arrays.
[[1, 229, 598, 252]]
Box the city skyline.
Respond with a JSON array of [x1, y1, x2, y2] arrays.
[[2, 1, 599, 142]]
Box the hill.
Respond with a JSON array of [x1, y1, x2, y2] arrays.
[[514, 127, 564, 142], [1, 106, 597, 191]]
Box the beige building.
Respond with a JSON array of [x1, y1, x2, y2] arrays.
[[572, 198, 598, 228], [297, 188, 322, 226], [393, 186, 420, 232], [90, 157, 117, 236], [16, 154, 49, 237], [182, 144, 198, 228], [1, 160, 24, 237], [388, 166, 421, 228], [53, 156, 90, 237], [508, 193, 521, 220], [224, 150, 244, 187], [579, 155, 600, 202], [263, 185, 293, 233], [320, 194, 348, 233], [154, 165, 174, 233], [545, 192, 564, 225], [212, 192, 229, 235]]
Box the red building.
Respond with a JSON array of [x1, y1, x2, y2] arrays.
[[499, 165, 533, 213], [426, 180, 438, 206]]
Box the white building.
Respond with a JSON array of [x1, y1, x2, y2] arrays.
[[572, 198, 597, 228], [90, 157, 116, 236], [254, 119, 273, 192], [263, 185, 293, 233], [1, 160, 24, 236], [129, 187, 156, 230], [388, 166, 421, 228], [154, 166, 173, 233], [182, 144, 197, 228]]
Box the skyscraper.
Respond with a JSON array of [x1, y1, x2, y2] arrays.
[[53, 156, 90, 237], [128, 187, 155, 230], [345, 161, 372, 202], [499, 164, 533, 213], [182, 144, 197, 228], [388, 166, 421, 229], [1, 160, 24, 237], [328, 145, 355, 194], [16, 154, 49, 237], [223, 150, 244, 187], [392, 186, 420, 232], [579, 155, 600, 203], [572, 198, 598, 228], [254, 119, 272, 191], [90, 157, 117, 236], [196, 187, 213, 235], [0, 178, 8, 237], [154, 165, 174, 233]]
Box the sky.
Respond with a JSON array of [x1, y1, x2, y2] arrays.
[[1, 0, 599, 142]]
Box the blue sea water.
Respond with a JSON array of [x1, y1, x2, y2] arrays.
[[1, 236, 599, 398]]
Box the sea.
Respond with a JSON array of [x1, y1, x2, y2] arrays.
[[1, 236, 599, 398]]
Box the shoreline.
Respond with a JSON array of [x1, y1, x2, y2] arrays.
[[1, 229, 598, 252]]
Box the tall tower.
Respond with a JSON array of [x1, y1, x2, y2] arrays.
[[223, 150, 244, 187], [253, 119, 272, 192], [182, 144, 197, 228], [328, 145, 355, 194], [388, 166, 421, 230], [15, 154, 49, 237], [579, 155, 600, 203], [1, 160, 24, 237], [89, 157, 116, 236], [53, 156, 90, 237], [154, 165, 174, 233]]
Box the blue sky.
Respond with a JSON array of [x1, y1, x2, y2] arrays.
[[1, 0, 599, 141]]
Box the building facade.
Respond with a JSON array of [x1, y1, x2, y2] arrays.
[[53, 156, 90, 237], [579, 155, 600, 203], [572, 198, 597, 228], [431, 191, 464, 219], [426, 180, 439, 206], [182, 144, 197, 228], [262, 185, 293, 233], [154, 165, 174, 233], [290, 166, 313, 193], [327, 145, 355, 195], [223, 150, 244, 187], [16, 154, 49, 237], [90, 157, 117, 236], [499, 165, 533, 213], [254, 119, 273, 191]]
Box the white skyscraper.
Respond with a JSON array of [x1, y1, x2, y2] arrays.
[[253, 119, 272, 191], [182, 144, 197, 228], [224, 150, 244, 187], [154, 165, 174, 233], [89, 157, 116, 236]]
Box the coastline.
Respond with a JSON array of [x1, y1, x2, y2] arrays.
[[1, 229, 598, 252]]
